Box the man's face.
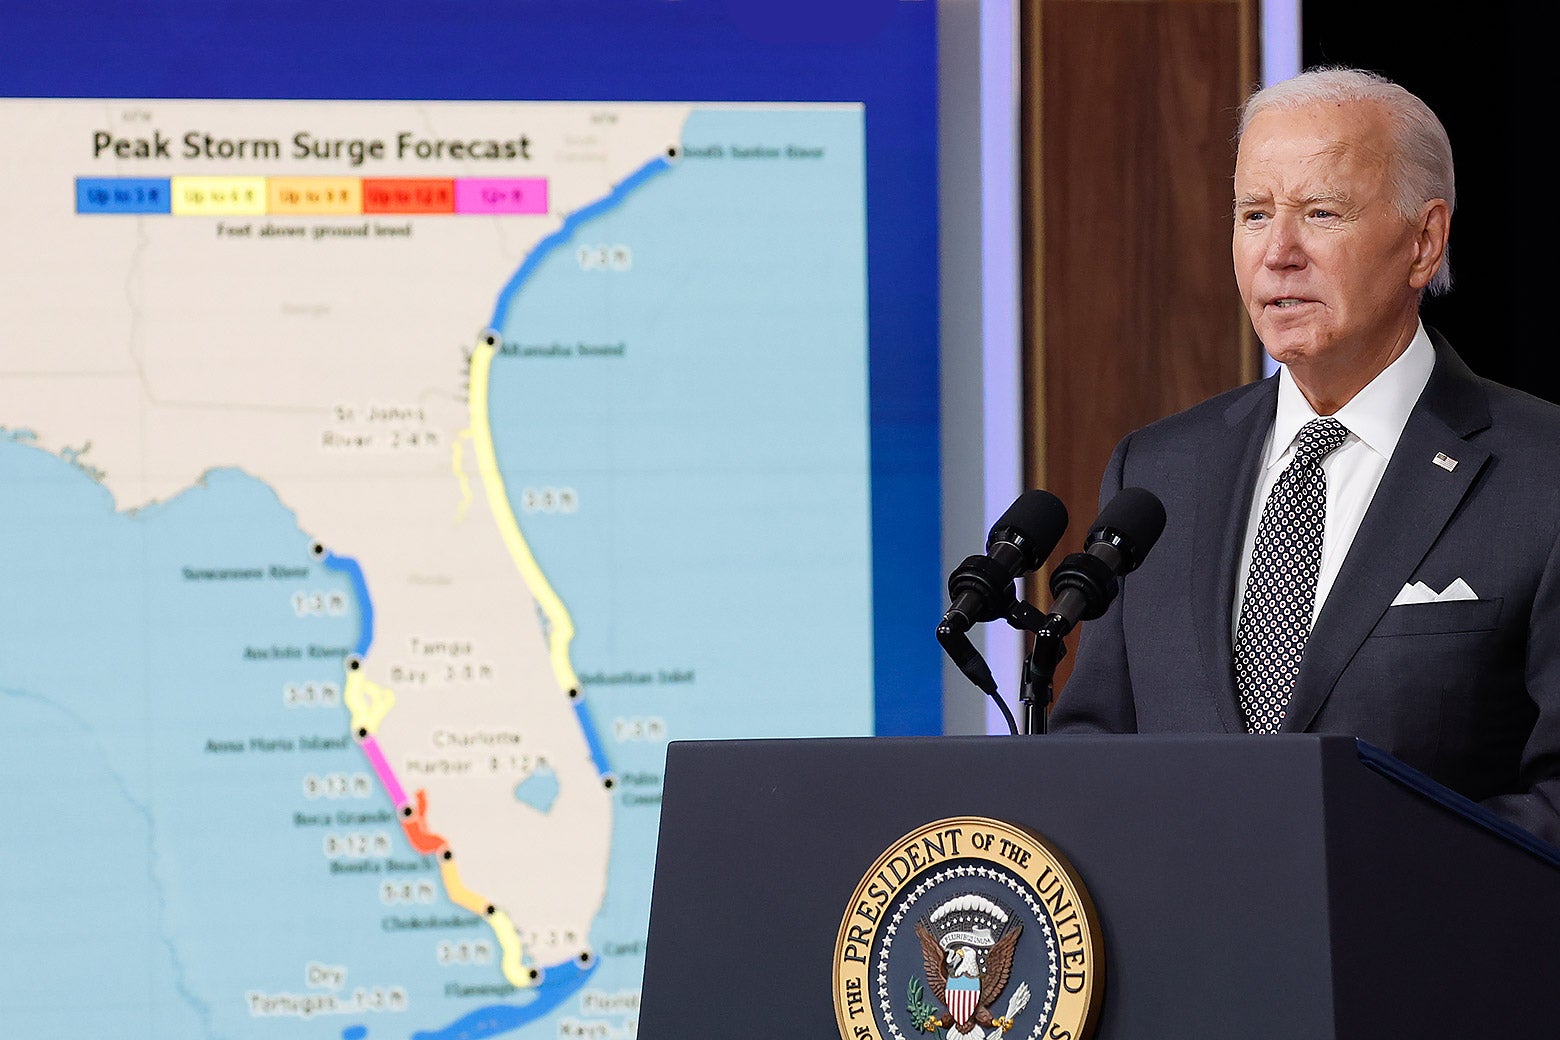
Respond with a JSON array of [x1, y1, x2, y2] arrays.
[[1232, 100, 1433, 383]]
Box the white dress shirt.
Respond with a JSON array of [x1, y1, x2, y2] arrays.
[[1231, 323, 1436, 639]]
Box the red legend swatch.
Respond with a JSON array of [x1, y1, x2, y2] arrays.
[[362, 178, 456, 214]]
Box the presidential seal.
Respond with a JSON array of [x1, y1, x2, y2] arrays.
[[833, 816, 1103, 1040]]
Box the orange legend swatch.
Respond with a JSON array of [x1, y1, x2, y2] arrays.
[[268, 176, 361, 215]]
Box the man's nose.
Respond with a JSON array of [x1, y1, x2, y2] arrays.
[[1263, 213, 1307, 269]]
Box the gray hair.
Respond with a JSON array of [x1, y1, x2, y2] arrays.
[[1239, 67, 1455, 296]]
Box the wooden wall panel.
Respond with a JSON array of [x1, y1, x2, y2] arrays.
[[1021, 0, 1259, 686]]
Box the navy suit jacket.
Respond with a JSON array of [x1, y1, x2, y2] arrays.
[[1050, 332, 1560, 846]]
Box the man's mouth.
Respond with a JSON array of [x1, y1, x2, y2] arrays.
[[1270, 297, 1309, 308]]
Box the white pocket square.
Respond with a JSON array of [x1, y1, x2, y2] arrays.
[[1391, 578, 1479, 606]]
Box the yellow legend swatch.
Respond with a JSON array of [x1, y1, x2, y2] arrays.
[[170, 176, 268, 216], [268, 176, 361, 215]]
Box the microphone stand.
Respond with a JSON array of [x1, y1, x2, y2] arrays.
[[1003, 599, 1058, 735], [1017, 613, 1069, 735]]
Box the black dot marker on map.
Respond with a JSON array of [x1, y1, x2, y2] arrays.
[[528, 968, 541, 982], [567, 687, 580, 700], [357, 727, 368, 739], [310, 542, 326, 559], [347, 655, 362, 671], [666, 145, 678, 159], [485, 904, 495, 916], [577, 951, 592, 966], [402, 805, 413, 817], [481, 329, 500, 349], [602, 776, 616, 790], [442, 849, 453, 861]]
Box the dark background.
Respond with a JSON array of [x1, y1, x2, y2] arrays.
[[1305, 3, 1557, 404]]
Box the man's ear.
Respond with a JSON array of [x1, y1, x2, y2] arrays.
[[1408, 198, 1451, 291]]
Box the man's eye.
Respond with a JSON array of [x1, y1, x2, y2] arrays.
[[1310, 209, 1336, 219], [1240, 210, 1268, 224]]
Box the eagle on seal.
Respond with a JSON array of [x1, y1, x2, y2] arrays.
[[915, 919, 1023, 1033]]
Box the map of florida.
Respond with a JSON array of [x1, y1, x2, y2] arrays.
[[0, 98, 691, 981]]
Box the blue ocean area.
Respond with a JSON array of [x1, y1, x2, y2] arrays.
[[0, 451, 488, 1038], [489, 106, 874, 738], [484, 105, 876, 1035]]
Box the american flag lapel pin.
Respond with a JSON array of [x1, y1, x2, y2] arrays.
[[1433, 452, 1458, 472]]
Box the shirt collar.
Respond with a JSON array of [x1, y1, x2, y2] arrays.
[[1268, 322, 1435, 468]]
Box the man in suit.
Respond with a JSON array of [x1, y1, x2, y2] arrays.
[[1048, 67, 1560, 847]]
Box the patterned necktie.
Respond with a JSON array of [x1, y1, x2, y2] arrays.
[[1234, 416, 1351, 733]]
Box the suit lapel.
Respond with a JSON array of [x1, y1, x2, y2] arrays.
[[1282, 337, 1492, 733], [1190, 378, 1277, 733]]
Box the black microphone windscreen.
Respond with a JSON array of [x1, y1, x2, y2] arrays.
[[1089, 487, 1166, 566], [988, 489, 1069, 568]]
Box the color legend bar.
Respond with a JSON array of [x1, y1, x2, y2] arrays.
[[74, 175, 552, 217]]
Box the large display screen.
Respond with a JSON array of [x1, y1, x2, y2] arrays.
[[0, 4, 940, 1038]]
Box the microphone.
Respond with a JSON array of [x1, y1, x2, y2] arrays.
[[1045, 487, 1166, 636], [940, 490, 1070, 634]]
